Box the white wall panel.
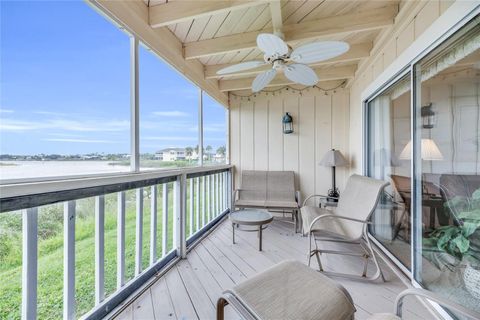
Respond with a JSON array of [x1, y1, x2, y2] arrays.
[[230, 89, 350, 197]]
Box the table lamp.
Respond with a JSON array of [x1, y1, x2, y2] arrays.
[[319, 149, 347, 202]]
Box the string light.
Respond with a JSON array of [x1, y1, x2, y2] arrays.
[[230, 81, 347, 100]]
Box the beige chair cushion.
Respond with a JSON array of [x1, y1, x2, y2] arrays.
[[239, 170, 267, 201], [334, 174, 389, 239], [366, 313, 401, 320], [234, 199, 266, 208], [301, 206, 349, 237], [264, 200, 298, 209], [267, 171, 296, 202], [300, 175, 388, 238], [230, 260, 355, 320]]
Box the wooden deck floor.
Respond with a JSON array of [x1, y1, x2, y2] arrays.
[[113, 216, 436, 320]]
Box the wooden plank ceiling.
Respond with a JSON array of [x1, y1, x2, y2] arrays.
[[143, 0, 400, 93]]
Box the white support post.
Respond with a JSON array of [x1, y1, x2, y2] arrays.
[[162, 183, 169, 257], [228, 169, 233, 210], [195, 177, 200, 232], [221, 172, 225, 211], [150, 185, 158, 265], [189, 179, 194, 236], [95, 195, 105, 305], [216, 173, 220, 215], [130, 36, 139, 172], [22, 208, 37, 320], [174, 175, 186, 258], [204, 175, 208, 226], [135, 188, 144, 275], [202, 176, 209, 227], [198, 89, 204, 166], [117, 191, 126, 289], [223, 171, 227, 210], [64, 201, 75, 320], [212, 174, 216, 218]]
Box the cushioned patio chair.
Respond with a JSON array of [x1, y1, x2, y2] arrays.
[[301, 174, 389, 281], [216, 260, 356, 320], [367, 288, 480, 319]]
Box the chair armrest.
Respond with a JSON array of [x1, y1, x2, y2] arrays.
[[309, 214, 369, 233], [302, 194, 339, 207], [232, 189, 243, 202], [295, 191, 301, 205], [394, 288, 480, 319]]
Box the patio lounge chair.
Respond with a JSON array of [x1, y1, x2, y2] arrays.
[[216, 260, 356, 320], [301, 174, 389, 281], [367, 288, 480, 319]]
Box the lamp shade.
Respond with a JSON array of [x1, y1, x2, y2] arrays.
[[399, 139, 443, 161], [319, 149, 347, 167]]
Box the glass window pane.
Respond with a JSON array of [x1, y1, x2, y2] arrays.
[[367, 74, 412, 270], [203, 93, 227, 165], [139, 44, 199, 170], [0, 2, 131, 181], [415, 17, 480, 316]]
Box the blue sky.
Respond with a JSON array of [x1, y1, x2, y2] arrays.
[[0, 1, 226, 155]]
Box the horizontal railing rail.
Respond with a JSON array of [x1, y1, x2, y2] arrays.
[[0, 165, 232, 320]]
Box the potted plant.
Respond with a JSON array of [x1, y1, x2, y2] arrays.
[[424, 188, 480, 298]]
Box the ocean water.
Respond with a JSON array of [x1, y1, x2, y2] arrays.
[[0, 161, 131, 181]]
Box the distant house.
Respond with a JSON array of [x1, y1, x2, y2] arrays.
[[155, 148, 186, 161]]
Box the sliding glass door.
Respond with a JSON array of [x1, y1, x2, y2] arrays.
[[366, 15, 480, 318], [366, 74, 412, 270], [413, 18, 480, 317]]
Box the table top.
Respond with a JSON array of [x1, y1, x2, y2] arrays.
[[230, 210, 273, 225]]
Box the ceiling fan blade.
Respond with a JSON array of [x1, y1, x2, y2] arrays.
[[257, 33, 289, 56], [284, 64, 318, 86], [216, 60, 267, 75], [290, 41, 350, 64], [252, 69, 277, 92]]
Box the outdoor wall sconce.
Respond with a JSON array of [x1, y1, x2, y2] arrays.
[[282, 112, 293, 134], [421, 103, 435, 129]]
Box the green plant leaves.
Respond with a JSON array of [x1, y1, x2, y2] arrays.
[[472, 188, 480, 200], [452, 234, 470, 254]]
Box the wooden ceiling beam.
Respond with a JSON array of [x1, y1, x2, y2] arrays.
[[149, 1, 267, 28], [269, 0, 283, 35], [185, 5, 397, 60], [205, 42, 372, 79], [219, 65, 356, 92]]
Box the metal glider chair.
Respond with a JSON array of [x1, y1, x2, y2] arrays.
[[301, 174, 389, 281], [367, 288, 480, 319]]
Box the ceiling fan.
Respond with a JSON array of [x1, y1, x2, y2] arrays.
[[216, 33, 350, 92]]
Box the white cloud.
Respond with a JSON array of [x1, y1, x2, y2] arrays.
[[0, 118, 129, 132], [34, 111, 68, 116], [151, 111, 189, 117], [43, 138, 120, 144], [0, 109, 14, 113]]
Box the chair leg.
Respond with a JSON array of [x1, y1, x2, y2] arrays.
[[312, 236, 324, 272], [365, 235, 385, 282], [308, 232, 313, 266], [217, 297, 229, 320], [315, 250, 324, 272]]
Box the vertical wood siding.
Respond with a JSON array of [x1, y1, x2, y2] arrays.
[[229, 89, 350, 201]]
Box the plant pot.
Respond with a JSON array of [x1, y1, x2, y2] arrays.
[[463, 263, 480, 299]]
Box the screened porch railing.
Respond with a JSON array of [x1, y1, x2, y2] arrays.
[[0, 165, 232, 320]]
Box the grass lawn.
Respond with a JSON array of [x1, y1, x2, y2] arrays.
[[0, 177, 224, 319]]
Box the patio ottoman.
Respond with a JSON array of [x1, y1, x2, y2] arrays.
[[217, 260, 356, 320]]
